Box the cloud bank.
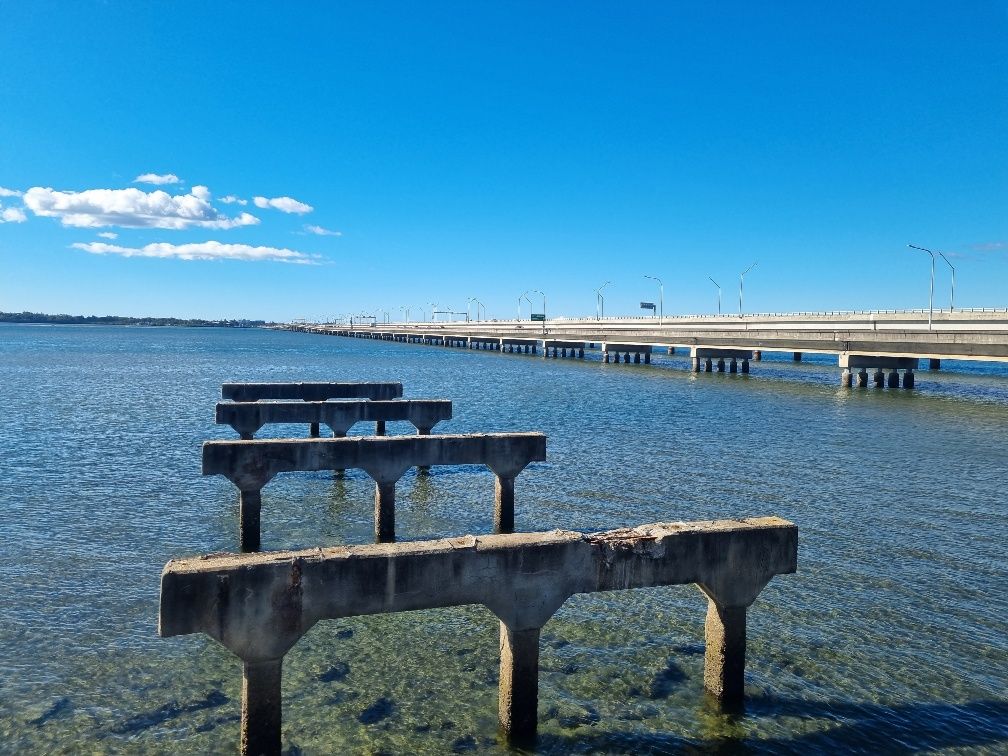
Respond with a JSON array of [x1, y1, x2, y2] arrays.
[[0, 186, 22, 197], [253, 195, 313, 214], [24, 186, 260, 230], [71, 240, 319, 264], [304, 224, 342, 236], [134, 173, 181, 185]]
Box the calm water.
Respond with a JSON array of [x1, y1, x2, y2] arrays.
[[1, 324, 1006, 754]]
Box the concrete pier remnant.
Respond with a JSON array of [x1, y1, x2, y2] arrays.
[[202, 433, 547, 548], [159, 517, 797, 753], [216, 399, 452, 440]]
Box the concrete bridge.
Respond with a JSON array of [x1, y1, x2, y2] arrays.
[[291, 309, 1008, 388], [160, 516, 797, 753]]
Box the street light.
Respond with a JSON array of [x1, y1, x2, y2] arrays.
[[519, 290, 533, 321], [530, 289, 546, 333], [400, 306, 410, 322], [708, 277, 722, 315], [644, 275, 663, 325], [471, 297, 486, 322], [937, 251, 956, 312], [739, 261, 757, 316], [595, 281, 611, 320], [907, 244, 935, 329]]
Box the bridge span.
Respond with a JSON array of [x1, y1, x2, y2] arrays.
[[288, 309, 1008, 388]]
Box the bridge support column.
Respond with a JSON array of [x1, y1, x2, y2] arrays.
[[741, 359, 749, 374], [841, 368, 852, 388], [887, 370, 900, 388], [239, 489, 262, 552], [578, 348, 584, 358], [903, 369, 915, 389], [498, 623, 540, 745], [705, 358, 713, 372], [604, 352, 610, 363], [717, 358, 725, 372], [668, 346, 676, 355], [374, 481, 396, 542], [242, 659, 282, 756], [857, 368, 868, 387], [494, 475, 515, 533], [729, 358, 738, 374], [692, 357, 700, 372], [754, 350, 762, 361], [929, 359, 941, 370], [873, 368, 885, 388], [704, 601, 746, 708], [644, 352, 651, 364], [634, 353, 641, 364], [375, 420, 386, 436], [793, 352, 802, 362]]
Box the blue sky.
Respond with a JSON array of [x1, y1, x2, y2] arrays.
[[1, 2, 1005, 321]]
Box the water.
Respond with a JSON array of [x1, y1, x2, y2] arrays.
[[1, 324, 1006, 754]]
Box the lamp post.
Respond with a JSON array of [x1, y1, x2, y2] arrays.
[[471, 297, 486, 321], [518, 291, 528, 321], [530, 289, 546, 334], [739, 261, 757, 317], [644, 275, 663, 324], [595, 281, 611, 320], [937, 251, 956, 312], [708, 276, 722, 315], [907, 244, 935, 329]]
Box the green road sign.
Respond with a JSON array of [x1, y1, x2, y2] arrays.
[[531, 313, 546, 322]]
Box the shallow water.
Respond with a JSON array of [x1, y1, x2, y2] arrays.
[[0, 324, 1006, 754]]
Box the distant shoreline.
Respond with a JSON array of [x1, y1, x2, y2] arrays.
[[0, 311, 269, 328]]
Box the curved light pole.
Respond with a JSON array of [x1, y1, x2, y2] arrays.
[[907, 244, 935, 329], [739, 261, 757, 317], [644, 275, 663, 324], [530, 289, 546, 336], [595, 281, 611, 320], [708, 276, 722, 315], [937, 251, 955, 311], [471, 297, 486, 321], [518, 291, 529, 321]]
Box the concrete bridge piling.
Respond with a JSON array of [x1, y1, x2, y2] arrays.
[[215, 399, 452, 440], [202, 433, 547, 548], [690, 347, 752, 375], [159, 517, 797, 754], [839, 354, 917, 389]]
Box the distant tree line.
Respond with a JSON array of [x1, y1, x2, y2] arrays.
[[0, 311, 269, 327]]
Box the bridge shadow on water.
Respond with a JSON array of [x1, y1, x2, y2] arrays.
[[529, 697, 1008, 755]]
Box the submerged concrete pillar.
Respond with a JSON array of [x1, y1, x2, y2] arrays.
[[668, 346, 676, 355], [929, 358, 941, 370], [494, 475, 515, 533], [857, 368, 868, 388], [705, 358, 713, 372], [239, 489, 262, 552], [309, 422, 320, 438], [604, 352, 610, 363], [754, 350, 762, 361], [242, 659, 282, 756], [704, 601, 746, 709], [841, 368, 852, 388], [498, 623, 540, 745], [741, 359, 750, 374], [887, 370, 900, 388], [578, 348, 584, 358], [793, 352, 802, 362], [375, 420, 386, 436], [903, 369, 915, 389], [634, 352, 641, 364], [717, 358, 725, 372], [692, 357, 700, 372], [374, 482, 396, 542], [873, 368, 885, 388], [623, 353, 631, 364], [729, 358, 738, 374], [644, 352, 651, 364]]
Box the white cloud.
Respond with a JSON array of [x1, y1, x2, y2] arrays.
[[1, 206, 27, 223], [23, 186, 260, 230], [0, 186, 22, 197], [304, 224, 342, 236], [253, 195, 314, 214], [71, 240, 320, 264], [219, 195, 247, 205], [134, 173, 181, 185], [98, 231, 118, 239]]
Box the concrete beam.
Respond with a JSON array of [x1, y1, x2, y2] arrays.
[[202, 433, 547, 547], [691, 347, 754, 360], [216, 399, 452, 440], [838, 353, 920, 370], [160, 517, 796, 752], [221, 382, 403, 402]]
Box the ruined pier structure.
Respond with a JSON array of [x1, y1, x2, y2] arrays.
[[203, 433, 547, 549], [160, 517, 797, 754]]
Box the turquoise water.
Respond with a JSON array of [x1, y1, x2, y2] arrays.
[[1, 323, 1006, 754]]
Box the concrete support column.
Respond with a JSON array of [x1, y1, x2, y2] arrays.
[[242, 659, 283, 756], [375, 420, 386, 436], [239, 489, 262, 552], [717, 358, 725, 372], [705, 358, 713, 372], [887, 370, 900, 388], [604, 352, 610, 363], [668, 346, 676, 355], [624, 353, 631, 364], [929, 358, 941, 370], [416, 427, 431, 473], [644, 352, 651, 364], [494, 475, 515, 533], [741, 359, 750, 374], [729, 358, 738, 374], [857, 368, 868, 387], [374, 481, 396, 542], [498, 623, 540, 745], [873, 368, 885, 388], [841, 368, 852, 387], [633, 353, 641, 364], [578, 348, 584, 358], [754, 350, 762, 361], [309, 422, 320, 438], [704, 601, 746, 709], [903, 369, 915, 389], [551, 348, 557, 359], [692, 357, 700, 372], [532, 344, 537, 354], [793, 352, 802, 362]]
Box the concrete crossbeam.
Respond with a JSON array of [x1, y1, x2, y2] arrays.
[[221, 382, 403, 402], [216, 399, 452, 440], [202, 433, 547, 548], [838, 353, 920, 370], [160, 517, 797, 753]]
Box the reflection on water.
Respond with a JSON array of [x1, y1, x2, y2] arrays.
[[0, 324, 1006, 753]]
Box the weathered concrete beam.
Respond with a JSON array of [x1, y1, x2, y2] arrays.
[[838, 353, 920, 370], [691, 347, 753, 360], [216, 399, 452, 440], [221, 382, 403, 402], [203, 433, 547, 547], [160, 517, 796, 752]]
